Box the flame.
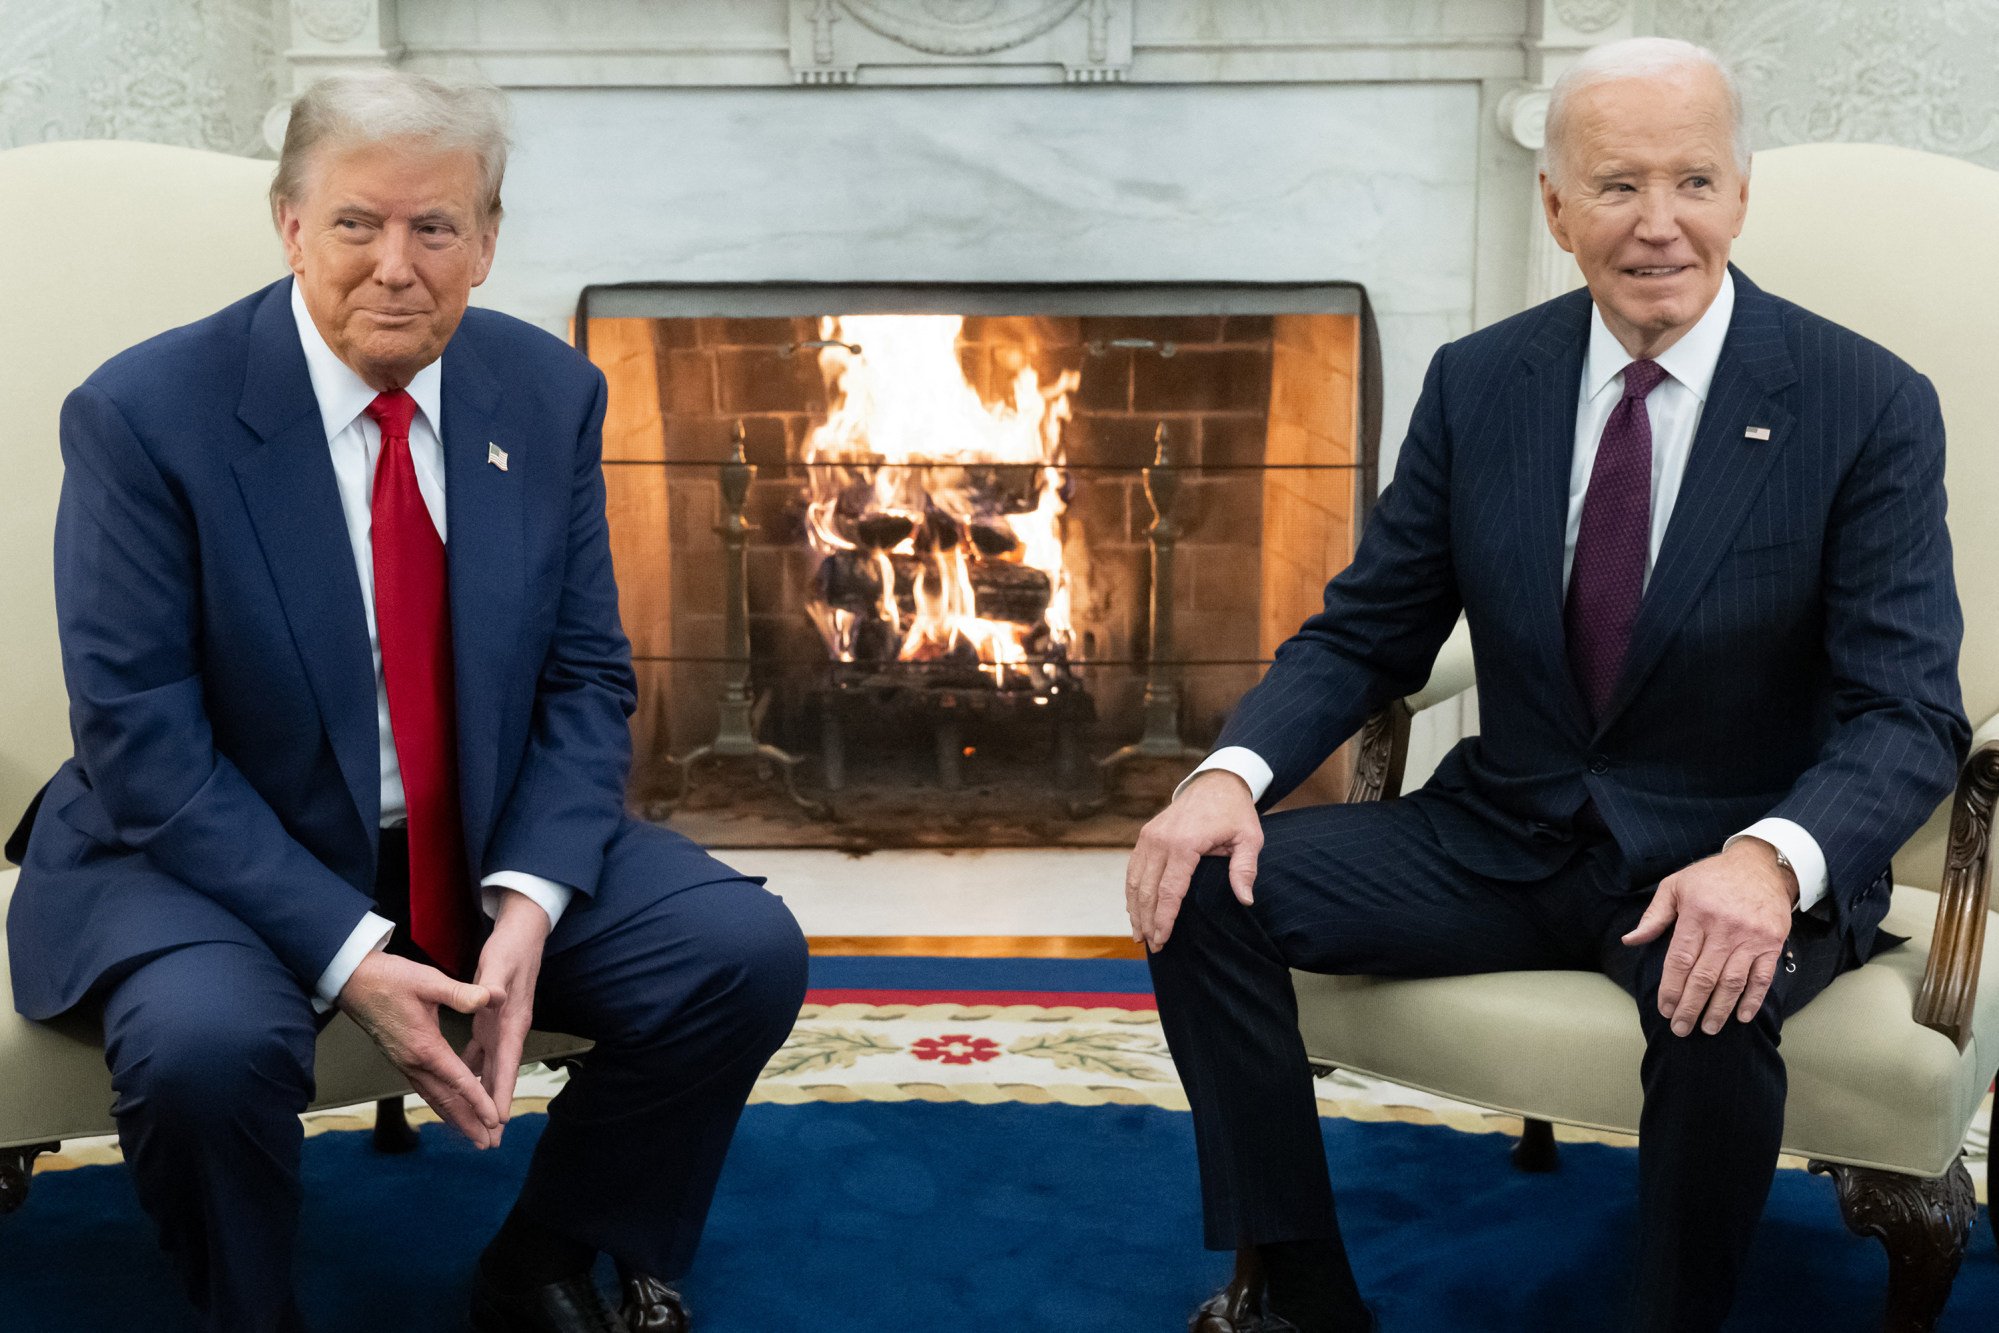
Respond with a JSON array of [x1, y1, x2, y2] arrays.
[[801, 315, 1078, 687]]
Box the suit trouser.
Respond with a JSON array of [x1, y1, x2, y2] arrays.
[[95, 820, 809, 1333], [1146, 797, 1851, 1333]]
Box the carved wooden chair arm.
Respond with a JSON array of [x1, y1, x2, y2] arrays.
[[1913, 717, 1999, 1050], [1346, 701, 1414, 805], [1345, 621, 1474, 806]]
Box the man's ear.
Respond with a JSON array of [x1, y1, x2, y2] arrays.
[[1540, 171, 1576, 255], [276, 199, 307, 276], [470, 217, 499, 288]]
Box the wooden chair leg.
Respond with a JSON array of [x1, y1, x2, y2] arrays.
[[1810, 1158, 1976, 1332], [1189, 1247, 1264, 1333], [1511, 1117, 1560, 1172], [0, 1143, 56, 1214], [371, 1095, 421, 1154]]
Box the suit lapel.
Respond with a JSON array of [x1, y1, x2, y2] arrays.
[[1508, 291, 1595, 736], [438, 333, 523, 860], [231, 280, 381, 837], [1596, 271, 1799, 731]]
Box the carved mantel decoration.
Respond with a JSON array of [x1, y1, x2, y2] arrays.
[[789, 0, 1132, 84]]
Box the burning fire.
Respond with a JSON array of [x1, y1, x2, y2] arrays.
[[802, 314, 1079, 688]]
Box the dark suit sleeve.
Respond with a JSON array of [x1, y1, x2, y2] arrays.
[[54, 384, 379, 985], [1214, 345, 1465, 808], [481, 370, 637, 896], [1768, 371, 1968, 915]]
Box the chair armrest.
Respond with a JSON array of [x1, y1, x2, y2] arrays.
[[1913, 709, 1999, 1050], [1406, 618, 1475, 713], [1345, 619, 1474, 804]]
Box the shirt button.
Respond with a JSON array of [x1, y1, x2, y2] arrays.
[[1588, 754, 1609, 775]]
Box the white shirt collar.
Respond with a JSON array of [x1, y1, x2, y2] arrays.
[[289, 278, 444, 442], [1583, 268, 1736, 404]]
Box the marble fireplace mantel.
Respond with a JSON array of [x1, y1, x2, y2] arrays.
[[269, 0, 1646, 774], [271, 2, 1630, 348]]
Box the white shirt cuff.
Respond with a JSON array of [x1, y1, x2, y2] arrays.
[[1176, 747, 1274, 804], [1726, 818, 1830, 914], [481, 871, 574, 930], [313, 912, 395, 1013]]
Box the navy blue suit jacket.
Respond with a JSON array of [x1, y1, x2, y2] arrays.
[[7, 278, 709, 1020], [1217, 269, 1968, 959]]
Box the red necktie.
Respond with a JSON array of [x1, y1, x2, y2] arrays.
[[366, 390, 475, 978], [1566, 358, 1668, 722]]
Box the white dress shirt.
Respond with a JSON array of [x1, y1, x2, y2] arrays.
[[291, 283, 574, 1010], [1185, 273, 1830, 911]]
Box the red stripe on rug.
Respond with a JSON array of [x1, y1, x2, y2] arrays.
[[804, 988, 1156, 1010]]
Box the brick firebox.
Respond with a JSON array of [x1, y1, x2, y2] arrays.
[[584, 295, 1369, 817]]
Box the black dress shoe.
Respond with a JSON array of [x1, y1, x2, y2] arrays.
[[618, 1270, 690, 1332], [469, 1263, 631, 1333]]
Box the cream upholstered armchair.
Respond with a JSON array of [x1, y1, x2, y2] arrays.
[[1199, 143, 1999, 1333], [0, 142, 590, 1219]]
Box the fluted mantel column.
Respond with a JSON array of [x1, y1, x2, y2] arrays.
[[265, 0, 402, 149], [1503, 0, 1644, 309]]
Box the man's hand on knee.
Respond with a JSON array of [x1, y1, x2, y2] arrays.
[[337, 952, 502, 1148], [1125, 769, 1263, 953], [1622, 838, 1799, 1038]]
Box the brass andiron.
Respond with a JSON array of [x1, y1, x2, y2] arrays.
[[1085, 422, 1205, 810], [662, 422, 827, 819]]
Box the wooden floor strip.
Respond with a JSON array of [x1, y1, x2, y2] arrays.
[[807, 935, 1145, 960]]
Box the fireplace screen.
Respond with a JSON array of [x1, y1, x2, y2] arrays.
[[576, 284, 1377, 848]]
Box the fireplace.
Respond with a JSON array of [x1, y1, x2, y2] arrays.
[[272, 0, 1608, 844], [578, 282, 1377, 846]]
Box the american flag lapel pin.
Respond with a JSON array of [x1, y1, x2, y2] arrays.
[[1744, 426, 1772, 441], [487, 442, 509, 471]]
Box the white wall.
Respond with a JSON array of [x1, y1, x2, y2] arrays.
[[0, 0, 275, 154]]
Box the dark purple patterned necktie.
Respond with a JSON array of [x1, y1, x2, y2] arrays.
[[1566, 358, 1667, 722]]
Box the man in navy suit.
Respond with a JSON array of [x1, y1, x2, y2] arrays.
[[1130, 38, 1967, 1332], [5, 72, 806, 1333]]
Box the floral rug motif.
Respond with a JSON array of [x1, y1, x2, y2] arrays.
[[757, 1001, 1182, 1108]]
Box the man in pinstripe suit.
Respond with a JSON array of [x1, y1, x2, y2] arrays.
[[1130, 38, 1968, 1333]]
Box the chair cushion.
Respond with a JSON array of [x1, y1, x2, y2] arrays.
[[1293, 884, 1999, 1177], [0, 867, 591, 1149]]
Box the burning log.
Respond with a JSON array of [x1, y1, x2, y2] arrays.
[[798, 314, 1082, 683], [969, 560, 1050, 625], [913, 505, 962, 554], [967, 521, 1018, 559], [816, 550, 1050, 628], [853, 616, 900, 666], [855, 512, 915, 550], [814, 550, 884, 613], [960, 463, 1043, 515]]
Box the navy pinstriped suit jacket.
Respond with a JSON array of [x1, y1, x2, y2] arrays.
[[1218, 268, 1968, 961]]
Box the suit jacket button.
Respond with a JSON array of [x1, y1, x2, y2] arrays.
[[1587, 754, 1609, 775]]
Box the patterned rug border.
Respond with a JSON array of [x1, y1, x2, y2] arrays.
[[799, 1001, 1156, 1021]]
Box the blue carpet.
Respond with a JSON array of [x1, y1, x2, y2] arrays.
[[0, 1101, 1990, 1330]]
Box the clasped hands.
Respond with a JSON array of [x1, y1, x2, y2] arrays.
[[335, 889, 551, 1148], [1125, 770, 1800, 1038]]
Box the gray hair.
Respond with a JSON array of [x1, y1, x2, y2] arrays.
[[1541, 36, 1748, 187], [270, 70, 511, 225]]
